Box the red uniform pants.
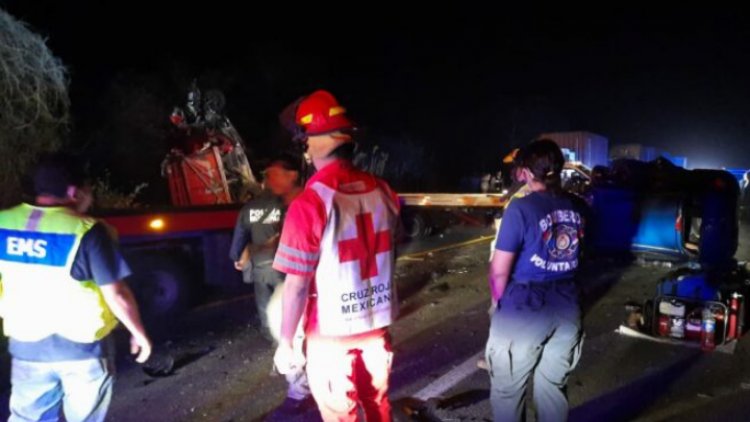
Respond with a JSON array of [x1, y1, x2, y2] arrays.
[[305, 330, 393, 422]]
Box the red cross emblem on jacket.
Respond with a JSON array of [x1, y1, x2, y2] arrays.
[[338, 212, 391, 279]]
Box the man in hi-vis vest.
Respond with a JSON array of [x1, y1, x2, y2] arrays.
[[0, 154, 151, 422], [272, 90, 400, 421]]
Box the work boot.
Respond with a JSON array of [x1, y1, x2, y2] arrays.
[[265, 396, 319, 421]]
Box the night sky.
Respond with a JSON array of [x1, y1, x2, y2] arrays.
[[3, 3, 750, 187]]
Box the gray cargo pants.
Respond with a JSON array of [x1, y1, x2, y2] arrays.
[[485, 279, 584, 422]]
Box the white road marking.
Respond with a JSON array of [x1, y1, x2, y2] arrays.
[[413, 350, 484, 401]]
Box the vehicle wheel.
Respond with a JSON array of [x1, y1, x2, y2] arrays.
[[403, 212, 430, 239], [127, 254, 192, 320]]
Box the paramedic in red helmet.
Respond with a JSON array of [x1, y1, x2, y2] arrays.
[[272, 90, 400, 421]]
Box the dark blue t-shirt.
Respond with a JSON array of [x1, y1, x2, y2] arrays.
[[496, 191, 585, 282], [9, 222, 131, 361]]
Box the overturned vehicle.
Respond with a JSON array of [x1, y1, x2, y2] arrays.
[[590, 158, 747, 350], [587, 157, 739, 268]]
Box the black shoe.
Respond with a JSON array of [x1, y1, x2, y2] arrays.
[[266, 396, 318, 421]]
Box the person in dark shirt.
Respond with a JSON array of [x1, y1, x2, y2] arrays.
[[229, 153, 311, 412], [486, 140, 587, 422], [230, 154, 303, 333], [0, 153, 151, 422]]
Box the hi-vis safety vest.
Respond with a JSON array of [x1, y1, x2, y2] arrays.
[[0, 204, 118, 343], [310, 181, 399, 336]]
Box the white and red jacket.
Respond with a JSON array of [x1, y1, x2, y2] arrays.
[[273, 160, 400, 337]]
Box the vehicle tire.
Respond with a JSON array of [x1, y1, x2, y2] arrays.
[[402, 211, 430, 239], [126, 254, 192, 321]]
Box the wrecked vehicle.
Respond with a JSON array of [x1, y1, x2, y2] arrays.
[[595, 159, 746, 350], [163, 81, 260, 205], [587, 158, 739, 268]]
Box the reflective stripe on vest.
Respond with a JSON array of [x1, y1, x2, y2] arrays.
[[0, 204, 118, 343], [310, 182, 399, 336]]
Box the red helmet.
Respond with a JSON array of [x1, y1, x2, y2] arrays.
[[170, 107, 185, 126], [295, 90, 354, 136]]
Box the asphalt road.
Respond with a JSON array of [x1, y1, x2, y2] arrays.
[[3, 222, 750, 421]]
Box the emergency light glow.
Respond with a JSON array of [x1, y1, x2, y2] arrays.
[[149, 218, 165, 230]]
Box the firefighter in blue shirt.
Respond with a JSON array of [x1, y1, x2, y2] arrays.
[[486, 139, 586, 422]]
